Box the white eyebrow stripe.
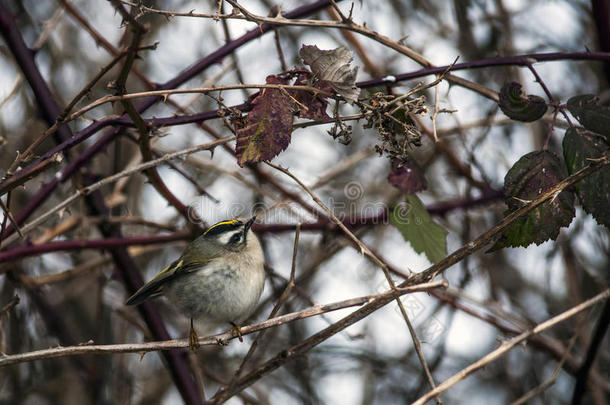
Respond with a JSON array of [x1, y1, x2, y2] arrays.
[[218, 231, 242, 245]]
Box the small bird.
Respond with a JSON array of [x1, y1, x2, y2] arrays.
[[125, 217, 265, 350]]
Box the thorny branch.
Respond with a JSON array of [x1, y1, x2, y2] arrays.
[[413, 289, 610, 405], [1, 137, 234, 247], [265, 161, 443, 402], [0, 280, 447, 367], [1, 51, 608, 199], [1, 1, 609, 403]]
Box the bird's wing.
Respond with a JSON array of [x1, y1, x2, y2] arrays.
[[124, 255, 207, 306]]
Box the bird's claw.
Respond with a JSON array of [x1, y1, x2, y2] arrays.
[[230, 323, 244, 342], [189, 319, 200, 351]]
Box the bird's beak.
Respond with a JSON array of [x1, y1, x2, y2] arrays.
[[244, 216, 256, 234]]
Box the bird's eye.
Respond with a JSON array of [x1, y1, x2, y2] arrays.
[[228, 232, 242, 244]]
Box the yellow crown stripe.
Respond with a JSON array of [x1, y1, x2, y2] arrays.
[[204, 219, 240, 235]]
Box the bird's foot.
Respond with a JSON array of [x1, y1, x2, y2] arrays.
[[189, 319, 200, 351], [230, 322, 244, 342]]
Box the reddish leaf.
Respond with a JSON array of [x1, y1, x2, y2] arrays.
[[235, 75, 294, 166], [388, 159, 427, 193], [292, 72, 330, 120]]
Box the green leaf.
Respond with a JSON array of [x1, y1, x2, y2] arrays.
[[390, 194, 448, 263], [235, 75, 294, 166], [498, 82, 548, 122], [566, 95, 610, 141], [563, 128, 610, 228], [490, 151, 575, 251]]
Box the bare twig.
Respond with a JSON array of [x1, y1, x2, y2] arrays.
[[0, 280, 446, 367], [431, 75, 442, 142], [1, 51, 603, 200], [120, 0, 244, 20], [265, 161, 399, 275], [432, 288, 610, 390], [0, 153, 63, 198], [209, 155, 609, 402], [510, 333, 579, 405], [0, 137, 233, 247], [328, 0, 350, 22], [264, 161, 443, 400], [413, 289, 610, 405], [32, 215, 80, 244], [66, 83, 333, 122], [0, 295, 19, 318], [407, 154, 610, 285], [0, 192, 10, 249], [5, 43, 158, 174], [571, 299, 610, 404], [226, 0, 498, 100], [402, 309, 443, 404], [0, 0, 334, 240], [17, 244, 173, 287], [219, 1, 248, 95], [21, 255, 112, 288], [0, 197, 23, 238], [325, 6, 383, 77], [525, 62, 575, 129], [0, 233, 191, 264]]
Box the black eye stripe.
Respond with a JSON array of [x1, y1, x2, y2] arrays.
[[228, 233, 242, 244]]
